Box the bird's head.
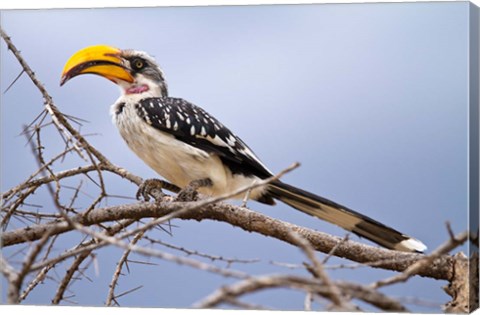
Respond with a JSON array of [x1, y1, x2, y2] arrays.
[[60, 45, 168, 97]]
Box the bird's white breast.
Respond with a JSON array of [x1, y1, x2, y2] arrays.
[[110, 98, 267, 200]]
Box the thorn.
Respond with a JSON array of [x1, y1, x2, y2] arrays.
[[445, 221, 456, 241], [3, 69, 25, 94]]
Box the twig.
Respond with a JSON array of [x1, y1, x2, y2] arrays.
[[322, 234, 350, 264], [0, 256, 20, 304], [2, 186, 38, 230], [113, 285, 143, 300], [144, 236, 260, 266], [223, 297, 272, 310], [287, 230, 354, 310], [195, 274, 338, 309], [52, 250, 92, 304], [3, 69, 25, 94], [7, 230, 52, 303], [106, 230, 146, 306], [19, 264, 53, 301], [335, 281, 408, 312]]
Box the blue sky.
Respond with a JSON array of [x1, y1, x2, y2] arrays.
[[1, 2, 471, 311]]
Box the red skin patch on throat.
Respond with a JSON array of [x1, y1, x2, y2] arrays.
[[126, 85, 149, 94]]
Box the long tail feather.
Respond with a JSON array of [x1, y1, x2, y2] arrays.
[[267, 181, 426, 252]]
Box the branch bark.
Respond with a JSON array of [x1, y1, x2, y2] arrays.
[[443, 252, 479, 312]]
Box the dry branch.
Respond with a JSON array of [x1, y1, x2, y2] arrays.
[[1, 200, 455, 281], [51, 249, 92, 304], [287, 230, 354, 310], [194, 274, 325, 308], [144, 236, 260, 266], [195, 274, 408, 311], [335, 281, 408, 312], [106, 230, 146, 306]]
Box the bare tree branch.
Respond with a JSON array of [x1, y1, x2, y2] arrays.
[[2, 200, 456, 281], [144, 236, 260, 266], [194, 274, 326, 308], [335, 281, 408, 312], [0, 256, 20, 304], [51, 250, 92, 305], [106, 230, 146, 306], [287, 230, 355, 310]]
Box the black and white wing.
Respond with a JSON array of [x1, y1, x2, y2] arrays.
[[135, 97, 273, 180]]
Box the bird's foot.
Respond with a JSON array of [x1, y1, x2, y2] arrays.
[[136, 178, 181, 202], [175, 178, 213, 202]]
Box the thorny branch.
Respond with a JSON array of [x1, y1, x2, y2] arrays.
[[143, 236, 260, 266], [106, 230, 146, 306], [287, 230, 355, 310], [0, 201, 457, 281], [1, 28, 474, 311], [194, 274, 408, 312]]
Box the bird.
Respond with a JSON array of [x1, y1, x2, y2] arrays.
[[60, 45, 427, 253]]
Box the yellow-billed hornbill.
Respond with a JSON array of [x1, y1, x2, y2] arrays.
[[60, 45, 427, 252]]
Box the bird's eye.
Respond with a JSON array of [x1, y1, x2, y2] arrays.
[[132, 58, 145, 70]]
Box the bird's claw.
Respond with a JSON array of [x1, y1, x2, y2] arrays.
[[175, 178, 213, 202], [136, 178, 174, 202]]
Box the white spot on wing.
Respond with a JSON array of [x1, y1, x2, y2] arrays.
[[141, 107, 152, 125], [206, 135, 229, 148], [226, 135, 236, 146], [238, 145, 270, 172]]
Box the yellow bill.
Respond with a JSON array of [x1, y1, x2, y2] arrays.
[[60, 45, 133, 86]]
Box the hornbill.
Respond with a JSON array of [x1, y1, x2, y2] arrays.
[[60, 45, 427, 252]]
